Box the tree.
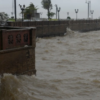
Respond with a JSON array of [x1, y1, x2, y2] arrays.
[[0, 12, 9, 25], [0, 12, 9, 20], [24, 3, 37, 20], [48, 12, 55, 19], [5, 13, 9, 18], [41, 0, 53, 19]]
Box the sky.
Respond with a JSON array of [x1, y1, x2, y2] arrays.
[[0, 0, 100, 19]]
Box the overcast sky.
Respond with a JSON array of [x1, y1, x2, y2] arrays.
[[0, 0, 100, 19]]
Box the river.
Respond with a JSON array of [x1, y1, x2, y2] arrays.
[[0, 29, 100, 100]]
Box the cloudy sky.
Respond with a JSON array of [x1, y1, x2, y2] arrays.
[[0, 0, 100, 19]]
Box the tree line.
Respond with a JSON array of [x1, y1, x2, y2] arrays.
[[23, 0, 55, 20]]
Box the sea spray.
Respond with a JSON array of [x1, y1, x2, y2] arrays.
[[0, 74, 20, 100], [0, 74, 38, 100], [65, 27, 75, 37]]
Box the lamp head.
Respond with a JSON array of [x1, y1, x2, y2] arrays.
[[23, 5, 25, 8]]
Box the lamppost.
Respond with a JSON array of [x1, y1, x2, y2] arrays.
[[75, 9, 79, 20], [11, 12, 14, 19], [11, 12, 13, 17], [90, 10, 94, 19], [19, 4, 25, 22], [86, 0, 91, 19], [40, 12, 43, 18], [55, 4, 58, 19], [14, 0, 17, 21], [57, 7, 61, 21], [67, 12, 69, 17]]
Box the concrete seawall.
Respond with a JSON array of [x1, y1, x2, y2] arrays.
[[8, 20, 100, 37]]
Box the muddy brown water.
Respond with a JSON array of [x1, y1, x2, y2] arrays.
[[1, 30, 100, 100]]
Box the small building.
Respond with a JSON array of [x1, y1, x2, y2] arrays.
[[34, 10, 40, 19]]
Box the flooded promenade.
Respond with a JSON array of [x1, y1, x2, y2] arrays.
[[1, 30, 100, 100]]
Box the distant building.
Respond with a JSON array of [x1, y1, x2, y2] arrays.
[[34, 10, 40, 19], [24, 9, 41, 21]]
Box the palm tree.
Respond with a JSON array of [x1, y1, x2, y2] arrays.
[[41, 0, 52, 19]]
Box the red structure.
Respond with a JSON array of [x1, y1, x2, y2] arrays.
[[0, 26, 36, 75], [0, 27, 33, 50]]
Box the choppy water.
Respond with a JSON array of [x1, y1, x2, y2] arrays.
[[1, 29, 100, 100]]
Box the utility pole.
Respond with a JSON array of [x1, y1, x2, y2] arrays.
[[14, 0, 17, 21], [55, 4, 58, 19], [90, 10, 94, 19], [86, 0, 91, 19], [57, 7, 61, 21], [75, 9, 79, 20]]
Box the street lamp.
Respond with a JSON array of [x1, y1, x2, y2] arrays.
[[90, 10, 94, 19], [86, 0, 91, 19], [75, 9, 79, 20], [55, 4, 58, 19], [11, 12, 13, 17], [11, 12, 14, 19], [67, 12, 69, 20], [57, 7, 61, 21], [19, 4, 25, 22]]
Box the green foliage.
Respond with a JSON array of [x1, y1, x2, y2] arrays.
[[2, 13, 9, 19], [49, 19, 58, 21], [11, 16, 14, 19], [48, 12, 55, 19], [41, 0, 53, 19], [8, 19, 15, 22], [67, 16, 71, 20], [24, 3, 37, 19], [5, 13, 9, 17], [41, 0, 52, 10]]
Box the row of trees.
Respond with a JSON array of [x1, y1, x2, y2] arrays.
[[23, 0, 55, 20]]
